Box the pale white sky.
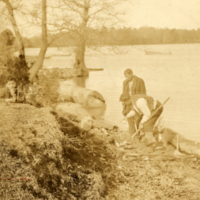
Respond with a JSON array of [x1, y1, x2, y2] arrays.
[[123, 0, 200, 29], [2, 0, 200, 37]]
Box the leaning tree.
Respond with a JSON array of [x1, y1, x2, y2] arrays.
[[0, 0, 48, 82]]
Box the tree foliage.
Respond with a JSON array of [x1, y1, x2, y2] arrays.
[[0, 29, 15, 67], [0, 29, 15, 46], [5, 55, 29, 85]]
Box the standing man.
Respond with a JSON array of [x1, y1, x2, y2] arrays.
[[120, 69, 146, 137], [124, 94, 163, 146]]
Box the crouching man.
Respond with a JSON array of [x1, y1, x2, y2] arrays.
[[0, 77, 17, 103], [124, 94, 163, 146]]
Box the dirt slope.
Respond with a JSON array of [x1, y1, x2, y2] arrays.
[[0, 103, 200, 200]]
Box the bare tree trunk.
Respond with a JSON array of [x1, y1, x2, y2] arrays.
[[1, 0, 25, 56], [75, 41, 86, 69], [29, 0, 48, 82], [74, 0, 90, 76]]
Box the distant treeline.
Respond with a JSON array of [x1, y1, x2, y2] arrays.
[[23, 27, 200, 47]]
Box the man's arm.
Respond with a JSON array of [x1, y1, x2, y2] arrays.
[[124, 110, 136, 120]]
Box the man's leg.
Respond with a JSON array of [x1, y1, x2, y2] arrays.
[[127, 117, 136, 136], [127, 117, 140, 145], [122, 103, 136, 138], [143, 107, 163, 146]]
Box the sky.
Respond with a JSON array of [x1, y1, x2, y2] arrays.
[[122, 0, 200, 30], [1, 0, 200, 37]]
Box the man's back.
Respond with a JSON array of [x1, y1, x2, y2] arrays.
[[120, 75, 146, 102]]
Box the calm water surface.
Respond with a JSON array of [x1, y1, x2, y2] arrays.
[[28, 44, 200, 142]]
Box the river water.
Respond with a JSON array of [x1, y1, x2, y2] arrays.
[[27, 44, 200, 142]]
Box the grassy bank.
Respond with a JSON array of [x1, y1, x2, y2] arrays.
[[0, 103, 200, 200]]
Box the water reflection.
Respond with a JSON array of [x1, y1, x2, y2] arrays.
[[73, 77, 88, 87]]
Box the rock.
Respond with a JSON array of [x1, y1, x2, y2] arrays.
[[55, 102, 115, 130], [56, 103, 89, 122], [101, 128, 108, 135], [93, 137, 104, 145], [81, 116, 93, 131], [61, 126, 80, 136], [162, 128, 200, 157], [174, 150, 186, 158], [59, 82, 105, 107]]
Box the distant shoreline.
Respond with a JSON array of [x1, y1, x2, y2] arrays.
[[24, 42, 200, 48]]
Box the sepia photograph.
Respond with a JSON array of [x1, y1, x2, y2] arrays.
[[0, 0, 200, 199]]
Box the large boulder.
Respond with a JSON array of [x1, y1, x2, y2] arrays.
[[55, 102, 115, 130], [59, 82, 106, 108]]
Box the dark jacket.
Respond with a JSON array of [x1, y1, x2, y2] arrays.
[[120, 75, 146, 102], [120, 75, 146, 116]]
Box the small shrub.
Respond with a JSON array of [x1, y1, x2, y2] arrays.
[[5, 55, 30, 86], [25, 74, 60, 107], [38, 74, 60, 105], [0, 68, 7, 87]]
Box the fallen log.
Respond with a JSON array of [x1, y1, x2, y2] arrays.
[[59, 82, 106, 108], [87, 68, 104, 71]]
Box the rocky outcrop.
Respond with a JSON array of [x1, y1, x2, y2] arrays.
[[59, 82, 106, 107], [55, 102, 115, 130]]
